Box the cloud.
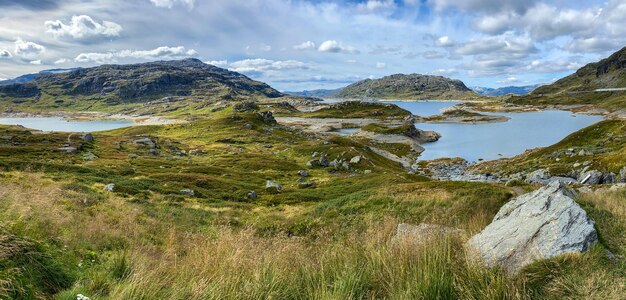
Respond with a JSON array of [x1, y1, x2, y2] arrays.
[[429, 68, 458, 77], [526, 59, 583, 73], [45, 15, 123, 39], [429, 0, 537, 13], [0, 49, 12, 58], [149, 0, 195, 9], [376, 62, 386, 69], [421, 51, 445, 59], [54, 58, 69, 64], [74, 46, 197, 64], [318, 40, 359, 54], [496, 76, 519, 84], [0, 0, 59, 10], [455, 36, 536, 59], [205, 60, 228, 67], [228, 59, 309, 75], [29, 59, 42, 65], [14, 38, 45, 59], [356, 0, 396, 14], [435, 36, 455, 47], [293, 41, 316, 50]]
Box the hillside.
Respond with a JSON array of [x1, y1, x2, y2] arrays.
[[512, 46, 626, 110], [472, 84, 540, 96], [284, 88, 342, 98], [334, 74, 481, 100], [0, 59, 283, 111]]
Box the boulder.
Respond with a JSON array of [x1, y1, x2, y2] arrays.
[[579, 170, 603, 185], [247, 191, 257, 199], [180, 189, 195, 196], [258, 111, 277, 125], [393, 223, 463, 245], [525, 168, 550, 184], [265, 180, 282, 193], [297, 170, 309, 177], [103, 183, 115, 192], [58, 146, 78, 154], [620, 167, 626, 183], [134, 138, 156, 148], [602, 173, 616, 184], [82, 133, 94, 143], [82, 152, 98, 160], [349, 155, 362, 164], [297, 181, 315, 189], [467, 181, 597, 273]]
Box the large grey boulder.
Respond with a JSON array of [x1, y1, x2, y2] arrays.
[[134, 138, 156, 148], [265, 180, 282, 193], [525, 169, 550, 184], [579, 170, 603, 185], [467, 181, 597, 273]]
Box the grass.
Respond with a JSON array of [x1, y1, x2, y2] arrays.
[[291, 101, 411, 119]]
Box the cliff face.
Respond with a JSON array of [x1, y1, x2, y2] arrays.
[[335, 74, 478, 100]]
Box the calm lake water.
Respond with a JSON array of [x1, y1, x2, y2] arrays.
[[0, 117, 135, 132], [324, 99, 603, 162]]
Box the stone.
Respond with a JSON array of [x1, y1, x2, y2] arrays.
[[265, 180, 282, 193], [82, 133, 94, 143], [134, 138, 156, 148], [525, 168, 550, 184], [297, 170, 309, 177], [602, 173, 616, 184], [342, 162, 351, 170], [364, 170, 372, 174], [82, 152, 98, 160], [58, 146, 78, 154], [247, 191, 257, 199], [0, 135, 13, 141], [609, 183, 626, 191], [103, 184, 115, 192], [467, 181, 597, 274], [180, 189, 195, 196], [148, 149, 159, 155], [392, 223, 463, 246], [350, 155, 362, 164], [76, 294, 91, 300], [258, 111, 277, 125], [547, 176, 577, 185], [298, 181, 315, 189], [579, 170, 603, 185], [318, 154, 330, 167], [620, 167, 626, 183]]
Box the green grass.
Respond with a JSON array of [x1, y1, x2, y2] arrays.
[[291, 101, 411, 119]]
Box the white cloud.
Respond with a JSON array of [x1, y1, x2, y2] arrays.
[[0, 49, 12, 58], [14, 38, 45, 59], [205, 60, 228, 67], [318, 40, 359, 54], [496, 76, 518, 84], [45, 15, 122, 39], [293, 41, 316, 50], [74, 46, 197, 64], [356, 0, 396, 14], [149, 0, 195, 9], [435, 36, 455, 47], [260, 44, 272, 51], [526, 59, 583, 73], [430, 0, 537, 13], [376, 62, 386, 69], [429, 68, 458, 77], [421, 51, 445, 59], [455, 36, 536, 59], [54, 58, 69, 64], [229, 58, 309, 74], [30, 60, 42, 65]]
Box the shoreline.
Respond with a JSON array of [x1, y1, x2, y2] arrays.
[[0, 111, 186, 126]]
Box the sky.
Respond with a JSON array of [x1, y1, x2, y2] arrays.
[[0, 0, 625, 91]]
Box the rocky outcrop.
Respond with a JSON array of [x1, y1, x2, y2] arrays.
[[467, 181, 597, 273], [265, 180, 282, 193]]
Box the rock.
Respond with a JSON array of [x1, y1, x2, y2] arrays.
[[525, 168, 550, 184], [364, 170, 372, 174], [76, 294, 91, 300], [620, 167, 626, 183], [247, 191, 257, 199], [467, 181, 597, 273], [258, 111, 277, 125], [319, 154, 330, 167], [189, 149, 199, 155], [265, 180, 282, 193], [393, 223, 463, 245], [297, 170, 309, 177], [180, 189, 195, 196], [134, 138, 156, 148], [58, 146, 78, 154], [82, 152, 98, 160], [148, 149, 159, 155], [602, 173, 616, 184], [609, 183, 626, 191], [0, 135, 13, 141], [547, 176, 577, 185], [233, 101, 259, 112], [342, 161, 350, 170], [349, 155, 362, 164], [82, 133, 94, 142], [298, 181, 315, 189], [579, 170, 603, 185], [311, 152, 319, 158], [128, 154, 138, 159], [103, 184, 115, 192], [244, 123, 253, 130]]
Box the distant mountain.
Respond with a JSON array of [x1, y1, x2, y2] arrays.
[[284, 88, 342, 98], [513, 46, 626, 110], [472, 84, 541, 96], [0, 59, 283, 107], [334, 74, 481, 100], [0, 68, 80, 86]]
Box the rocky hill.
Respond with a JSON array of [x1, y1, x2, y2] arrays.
[[334, 74, 480, 100], [284, 88, 342, 98], [512, 46, 626, 110], [0, 59, 283, 108], [472, 84, 540, 96]]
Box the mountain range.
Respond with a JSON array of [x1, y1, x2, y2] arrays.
[[471, 85, 541, 96]]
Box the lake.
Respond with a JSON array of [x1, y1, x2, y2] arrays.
[[324, 99, 603, 162], [0, 117, 135, 132]]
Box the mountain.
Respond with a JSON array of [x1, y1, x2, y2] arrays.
[[284, 88, 342, 98], [0, 59, 283, 107], [334, 74, 480, 100], [0, 68, 80, 86], [472, 84, 541, 96], [513, 46, 626, 110]]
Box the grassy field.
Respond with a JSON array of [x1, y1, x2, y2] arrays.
[[0, 107, 625, 299]]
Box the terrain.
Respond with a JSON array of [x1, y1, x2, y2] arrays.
[[334, 74, 483, 100], [0, 58, 625, 300], [472, 85, 541, 97], [511, 47, 626, 111]]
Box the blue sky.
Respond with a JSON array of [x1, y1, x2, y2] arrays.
[[0, 0, 625, 91]]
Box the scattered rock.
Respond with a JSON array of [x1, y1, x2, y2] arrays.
[[258, 111, 277, 125], [393, 223, 463, 246], [82, 152, 98, 160], [247, 191, 257, 199], [297, 170, 309, 177], [148, 149, 159, 155], [467, 181, 597, 273], [58, 146, 78, 154], [244, 123, 253, 130], [341, 161, 351, 170], [233, 101, 259, 112], [76, 294, 91, 300], [82, 133, 94, 143], [103, 184, 115, 192], [525, 169, 550, 184], [298, 181, 315, 189], [620, 167, 626, 183], [265, 180, 282, 193], [602, 173, 616, 184], [349, 155, 362, 164], [134, 138, 156, 148], [364, 170, 372, 174], [609, 183, 626, 191], [0, 135, 13, 141], [180, 189, 195, 196], [579, 170, 603, 185]]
